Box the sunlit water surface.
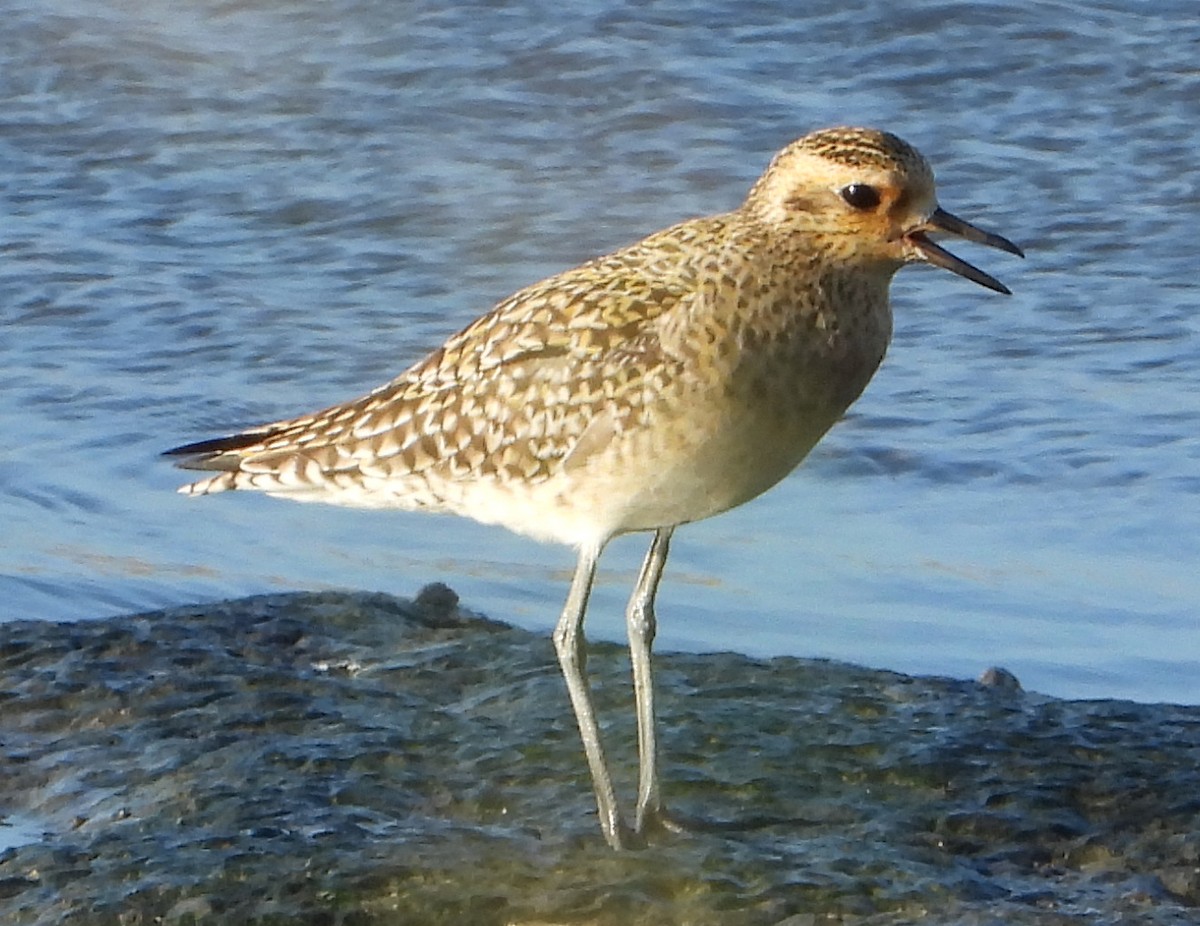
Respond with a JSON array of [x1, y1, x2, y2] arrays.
[[2, 0, 1198, 703]]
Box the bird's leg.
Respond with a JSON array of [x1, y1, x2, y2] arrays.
[[552, 543, 632, 850], [626, 526, 675, 835]]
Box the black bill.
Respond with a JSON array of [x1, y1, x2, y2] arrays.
[[908, 206, 1024, 295]]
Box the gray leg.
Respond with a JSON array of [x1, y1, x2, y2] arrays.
[[626, 526, 674, 834], [552, 543, 631, 850]]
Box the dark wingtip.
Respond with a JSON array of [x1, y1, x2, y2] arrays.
[[163, 431, 272, 470], [163, 434, 247, 458]]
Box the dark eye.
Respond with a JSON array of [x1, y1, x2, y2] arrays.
[[839, 183, 881, 210]]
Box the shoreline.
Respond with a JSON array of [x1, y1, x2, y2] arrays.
[[1, 588, 1197, 924]]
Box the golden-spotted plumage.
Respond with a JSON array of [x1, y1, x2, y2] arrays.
[[167, 127, 1022, 849]]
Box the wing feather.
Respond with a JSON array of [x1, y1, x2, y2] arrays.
[[164, 218, 723, 492]]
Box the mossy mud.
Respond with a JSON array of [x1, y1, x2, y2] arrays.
[[1, 589, 1197, 925]]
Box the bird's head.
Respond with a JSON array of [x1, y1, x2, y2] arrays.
[[745, 126, 1023, 293]]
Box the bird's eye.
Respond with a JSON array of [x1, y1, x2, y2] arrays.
[[839, 183, 881, 210]]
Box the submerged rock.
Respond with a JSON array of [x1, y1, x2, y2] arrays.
[[0, 590, 1197, 925]]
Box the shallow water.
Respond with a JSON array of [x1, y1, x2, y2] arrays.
[[2, 0, 1198, 703]]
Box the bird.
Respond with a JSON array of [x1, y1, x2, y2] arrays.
[[165, 126, 1023, 851]]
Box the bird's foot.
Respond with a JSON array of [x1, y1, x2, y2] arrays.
[[638, 804, 819, 840]]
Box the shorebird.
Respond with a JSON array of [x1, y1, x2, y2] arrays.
[[166, 127, 1022, 850]]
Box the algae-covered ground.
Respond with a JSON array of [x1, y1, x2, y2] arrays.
[[1, 589, 1197, 925]]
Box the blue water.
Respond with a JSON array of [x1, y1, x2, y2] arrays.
[[2, 0, 1198, 704]]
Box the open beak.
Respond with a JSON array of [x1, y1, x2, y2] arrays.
[[907, 206, 1024, 295]]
